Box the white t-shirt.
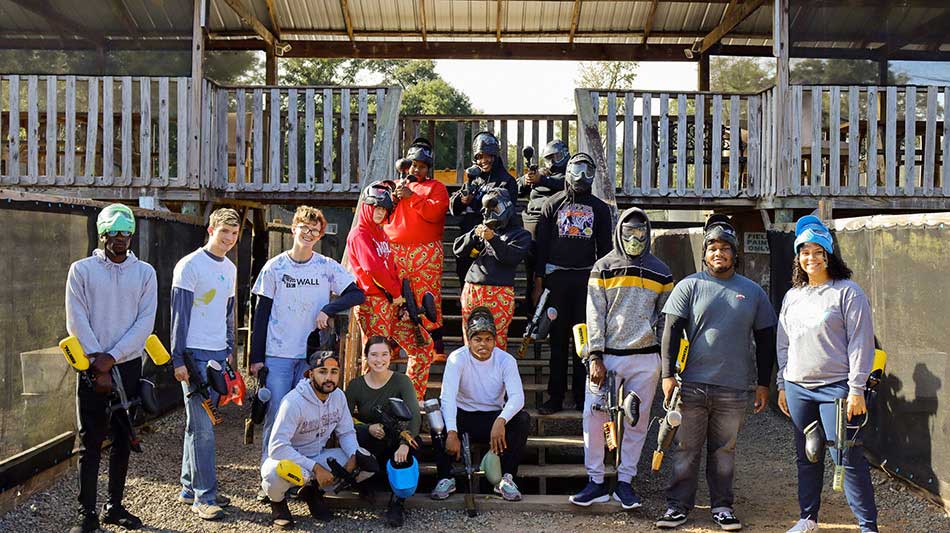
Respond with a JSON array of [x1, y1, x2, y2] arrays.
[[439, 346, 525, 432], [172, 248, 236, 351], [252, 251, 355, 359]]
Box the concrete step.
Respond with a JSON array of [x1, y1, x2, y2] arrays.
[[326, 493, 621, 513], [427, 381, 547, 393], [418, 434, 584, 449], [419, 463, 610, 479]]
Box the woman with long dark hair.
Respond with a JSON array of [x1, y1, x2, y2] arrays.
[[776, 216, 878, 533]]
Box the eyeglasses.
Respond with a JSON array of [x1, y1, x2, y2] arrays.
[[295, 225, 321, 236], [104, 231, 132, 238]]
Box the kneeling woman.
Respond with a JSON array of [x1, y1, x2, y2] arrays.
[[346, 337, 421, 527], [777, 216, 879, 533]]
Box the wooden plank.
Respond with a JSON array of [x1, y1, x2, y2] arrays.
[[560, 118, 569, 148], [323, 88, 333, 190], [904, 86, 916, 196], [357, 89, 368, 184], [365, 86, 402, 190], [233, 88, 246, 190], [694, 94, 704, 195], [45, 75, 58, 184], [157, 78, 170, 187], [606, 92, 617, 194], [200, 80, 212, 187], [137, 78, 152, 186], [0, 78, 3, 182], [747, 95, 761, 197], [499, 118, 508, 168], [885, 86, 897, 195], [27, 75, 39, 184], [215, 87, 229, 189], [456, 121, 465, 185], [516, 119, 524, 177], [531, 119, 540, 160], [268, 88, 280, 191], [286, 88, 298, 191], [63, 76, 76, 185], [341, 89, 351, 189], [622, 92, 634, 194], [102, 77, 114, 186], [847, 86, 859, 194], [175, 78, 188, 187], [810, 88, 821, 195], [641, 92, 652, 195], [866, 87, 878, 195], [943, 87, 950, 196], [729, 95, 739, 195], [676, 93, 687, 195], [546, 120, 554, 144], [251, 88, 264, 190], [712, 94, 723, 195], [83, 77, 99, 185], [119, 76, 133, 186], [305, 88, 316, 191], [6, 76, 19, 183], [790, 86, 801, 194], [762, 90, 770, 196], [922, 86, 936, 195], [829, 86, 840, 195], [659, 94, 670, 196], [574, 89, 616, 217]]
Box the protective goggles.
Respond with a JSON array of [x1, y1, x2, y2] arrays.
[[104, 230, 133, 238], [466, 313, 496, 336], [407, 145, 432, 163], [620, 223, 648, 241], [481, 196, 510, 217], [567, 160, 595, 181]]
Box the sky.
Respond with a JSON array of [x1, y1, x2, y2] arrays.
[[434, 60, 699, 114]]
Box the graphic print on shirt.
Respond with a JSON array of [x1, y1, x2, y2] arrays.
[[783, 297, 833, 341], [296, 409, 342, 441], [556, 203, 594, 239], [374, 237, 391, 258], [280, 274, 321, 289]]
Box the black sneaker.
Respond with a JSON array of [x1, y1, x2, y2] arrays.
[[384, 496, 405, 528], [299, 483, 333, 521], [538, 399, 563, 415], [270, 500, 294, 529], [101, 503, 143, 529], [656, 508, 688, 529], [69, 511, 99, 533], [712, 510, 742, 531]]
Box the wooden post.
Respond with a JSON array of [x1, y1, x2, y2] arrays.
[[575, 89, 618, 223], [698, 54, 710, 92], [189, 0, 206, 189], [773, 0, 790, 197], [265, 45, 278, 85], [878, 58, 888, 85]]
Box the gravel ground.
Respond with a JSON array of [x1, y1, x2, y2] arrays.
[[1, 401, 947, 532]]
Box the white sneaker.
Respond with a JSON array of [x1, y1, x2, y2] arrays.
[[786, 518, 819, 532]]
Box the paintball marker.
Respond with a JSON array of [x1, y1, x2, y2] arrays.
[[395, 158, 412, 181], [245, 366, 272, 444], [373, 397, 419, 450], [401, 279, 437, 346], [182, 351, 227, 426], [460, 166, 484, 204], [522, 146, 538, 172], [517, 288, 557, 358], [651, 383, 682, 472], [451, 433, 479, 517], [219, 359, 247, 407], [326, 448, 380, 494]]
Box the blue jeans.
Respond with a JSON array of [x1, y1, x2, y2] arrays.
[[180, 348, 229, 505], [666, 382, 750, 515], [260, 356, 310, 462], [785, 381, 878, 530]]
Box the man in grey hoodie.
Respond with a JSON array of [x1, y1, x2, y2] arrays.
[[571, 208, 673, 510], [261, 351, 364, 528], [66, 203, 158, 533]]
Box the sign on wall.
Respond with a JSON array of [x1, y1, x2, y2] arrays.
[[744, 232, 770, 254]]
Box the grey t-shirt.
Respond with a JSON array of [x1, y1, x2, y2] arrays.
[[663, 271, 777, 390], [776, 279, 875, 396]]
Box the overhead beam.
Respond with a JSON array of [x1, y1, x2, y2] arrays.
[[642, 0, 659, 44], [108, 0, 138, 35], [220, 0, 276, 48], [8, 0, 104, 46], [496, 0, 503, 43], [883, 10, 950, 55], [569, 0, 583, 44], [340, 0, 355, 41], [419, 0, 427, 43], [213, 28, 771, 41], [696, 0, 768, 54], [263, 0, 282, 38]]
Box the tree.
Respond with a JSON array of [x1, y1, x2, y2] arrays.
[[711, 57, 773, 92], [575, 61, 639, 90], [279, 58, 365, 86]]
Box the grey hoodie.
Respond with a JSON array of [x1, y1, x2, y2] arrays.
[[65, 249, 158, 364], [585, 208, 674, 360], [267, 378, 358, 474]]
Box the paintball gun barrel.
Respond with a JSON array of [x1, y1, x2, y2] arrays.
[[402, 279, 437, 346], [652, 384, 682, 472], [522, 146, 538, 172]]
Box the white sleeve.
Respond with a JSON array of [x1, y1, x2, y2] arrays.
[[172, 256, 198, 292], [499, 356, 525, 422], [330, 259, 356, 295], [252, 260, 277, 299], [440, 352, 463, 432]]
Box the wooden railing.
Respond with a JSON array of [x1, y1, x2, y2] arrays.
[[205, 83, 400, 193], [1, 75, 193, 188]]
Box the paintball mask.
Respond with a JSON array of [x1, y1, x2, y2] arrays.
[[407, 137, 434, 168], [541, 139, 570, 174], [360, 181, 395, 219], [620, 218, 649, 257], [480, 188, 515, 230], [703, 214, 738, 255], [566, 153, 595, 194], [387, 457, 420, 499], [472, 131, 500, 161], [466, 306, 497, 338]]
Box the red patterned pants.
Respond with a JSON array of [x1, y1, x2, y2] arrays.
[[355, 294, 436, 401], [461, 283, 515, 352], [389, 241, 444, 331]]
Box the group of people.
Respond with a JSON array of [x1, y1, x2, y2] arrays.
[[64, 131, 881, 533]]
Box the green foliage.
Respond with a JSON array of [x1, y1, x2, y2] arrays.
[[575, 61, 639, 90], [711, 57, 774, 92], [279, 58, 366, 86]]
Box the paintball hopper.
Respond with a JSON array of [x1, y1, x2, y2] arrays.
[[804, 420, 825, 464], [251, 366, 271, 424], [479, 451, 503, 486], [205, 360, 228, 396], [276, 459, 306, 487], [144, 334, 171, 366], [572, 323, 589, 359], [387, 457, 420, 499], [465, 165, 481, 180], [218, 359, 247, 407], [621, 391, 641, 427], [328, 447, 380, 493], [522, 145, 534, 162], [395, 158, 412, 177]]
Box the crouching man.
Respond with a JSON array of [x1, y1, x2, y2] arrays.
[[430, 307, 530, 502], [261, 351, 366, 528]]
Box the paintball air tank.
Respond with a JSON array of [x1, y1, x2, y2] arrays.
[[652, 384, 682, 472], [424, 398, 447, 449]]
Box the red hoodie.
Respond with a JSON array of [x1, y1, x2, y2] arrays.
[[346, 203, 402, 298], [384, 179, 449, 245]]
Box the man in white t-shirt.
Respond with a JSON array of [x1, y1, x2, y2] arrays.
[[250, 205, 365, 476], [430, 306, 530, 502], [171, 208, 240, 520]]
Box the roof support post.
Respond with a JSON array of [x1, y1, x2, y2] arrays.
[[698, 54, 710, 91], [774, 0, 790, 197], [188, 0, 207, 189]]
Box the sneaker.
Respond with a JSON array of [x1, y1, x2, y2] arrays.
[[538, 399, 563, 415], [256, 487, 271, 503], [712, 510, 743, 531], [656, 508, 688, 529], [430, 478, 456, 500], [494, 473, 523, 502], [179, 491, 231, 507], [298, 483, 333, 521], [191, 503, 225, 520], [786, 518, 819, 532], [612, 481, 642, 510], [270, 500, 294, 529], [385, 496, 405, 527], [859, 528, 877, 533], [68, 511, 99, 533], [569, 480, 610, 506], [101, 503, 143, 529]]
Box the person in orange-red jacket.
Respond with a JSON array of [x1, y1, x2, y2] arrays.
[[384, 138, 449, 399]]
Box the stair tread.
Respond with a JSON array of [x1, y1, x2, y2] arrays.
[[326, 493, 620, 513], [418, 434, 584, 448], [420, 463, 610, 478], [428, 381, 547, 392], [394, 357, 550, 367]]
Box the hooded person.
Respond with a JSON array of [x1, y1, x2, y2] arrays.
[[66, 203, 158, 533], [261, 349, 366, 528], [571, 208, 674, 509], [533, 152, 613, 414], [450, 132, 520, 286], [385, 138, 449, 390], [452, 188, 531, 351]]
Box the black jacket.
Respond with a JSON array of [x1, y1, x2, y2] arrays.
[[449, 158, 519, 233], [534, 190, 612, 276], [518, 170, 565, 236], [453, 224, 531, 286]]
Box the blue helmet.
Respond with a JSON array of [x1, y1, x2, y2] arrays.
[[794, 215, 833, 254], [386, 457, 419, 499]]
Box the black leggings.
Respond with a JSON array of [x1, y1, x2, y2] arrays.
[[435, 409, 531, 479]]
